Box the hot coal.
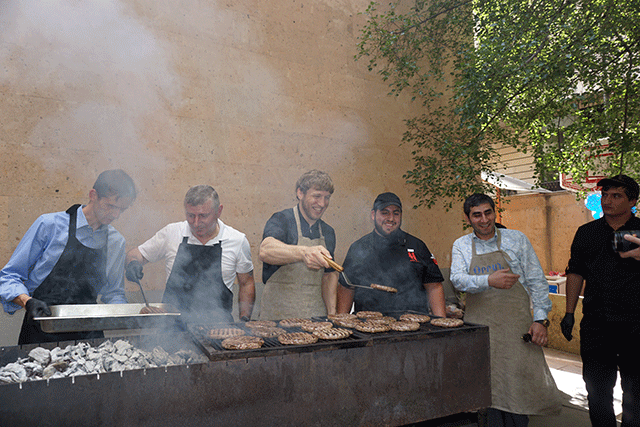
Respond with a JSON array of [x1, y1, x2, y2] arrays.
[[0, 339, 207, 384]]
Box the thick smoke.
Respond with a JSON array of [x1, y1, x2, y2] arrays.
[[0, 0, 180, 172]]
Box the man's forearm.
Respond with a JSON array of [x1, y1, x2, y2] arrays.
[[259, 237, 304, 265], [336, 284, 354, 313], [564, 273, 584, 314], [321, 271, 338, 315], [237, 272, 256, 319], [12, 294, 31, 308], [126, 247, 148, 265], [425, 282, 446, 317]]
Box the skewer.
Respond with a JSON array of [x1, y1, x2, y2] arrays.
[[323, 256, 397, 293]]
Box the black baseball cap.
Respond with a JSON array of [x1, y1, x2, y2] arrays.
[[597, 174, 639, 200], [373, 192, 402, 211]]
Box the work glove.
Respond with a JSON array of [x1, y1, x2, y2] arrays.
[[125, 260, 144, 282], [25, 298, 51, 318], [560, 313, 575, 341]]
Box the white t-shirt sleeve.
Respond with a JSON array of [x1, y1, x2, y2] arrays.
[[138, 224, 173, 264], [235, 235, 254, 274]]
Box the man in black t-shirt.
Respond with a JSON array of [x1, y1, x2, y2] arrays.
[[562, 174, 640, 427], [336, 192, 446, 316], [258, 170, 338, 320]]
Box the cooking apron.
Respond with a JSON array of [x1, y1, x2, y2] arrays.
[[464, 229, 561, 415], [260, 207, 327, 320], [18, 204, 107, 345], [162, 236, 233, 323]]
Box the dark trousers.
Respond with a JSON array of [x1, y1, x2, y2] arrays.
[[581, 318, 640, 427], [477, 408, 528, 427]]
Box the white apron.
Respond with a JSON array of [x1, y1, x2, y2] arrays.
[[465, 230, 562, 415]]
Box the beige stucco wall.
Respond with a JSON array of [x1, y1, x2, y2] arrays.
[[0, 1, 465, 345], [500, 191, 593, 273]]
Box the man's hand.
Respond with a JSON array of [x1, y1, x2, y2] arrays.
[[25, 298, 51, 318], [560, 313, 574, 341], [488, 268, 520, 289], [527, 322, 548, 346], [300, 245, 331, 270], [619, 234, 640, 261], [125, 260, 144, 282]]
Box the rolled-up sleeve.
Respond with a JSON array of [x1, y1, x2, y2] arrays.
[[517, 234, 552, 321]]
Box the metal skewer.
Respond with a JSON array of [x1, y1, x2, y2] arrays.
[[322, 255, 396, 293], [132, 278, 151, 308]]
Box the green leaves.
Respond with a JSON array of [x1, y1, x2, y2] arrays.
[[357, 0, 640, 208]]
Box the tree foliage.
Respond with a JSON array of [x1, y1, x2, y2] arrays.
[[357, 0, 640, 209]]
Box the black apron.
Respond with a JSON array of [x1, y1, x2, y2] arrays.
[[162, 236, 232, 323], [18, 205, 107, 345]]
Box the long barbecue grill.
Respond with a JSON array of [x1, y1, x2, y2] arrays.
[[0, 314, 490, 426]]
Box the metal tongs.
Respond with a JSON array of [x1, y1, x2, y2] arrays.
[[323, 256, 397, 293], [131, 278, 151, 308]]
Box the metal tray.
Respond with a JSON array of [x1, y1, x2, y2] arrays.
[[34, 303, 180, 333]]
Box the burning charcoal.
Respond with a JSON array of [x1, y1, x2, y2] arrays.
[[42, 365, 57, 380], [28, 347, 51, 366], [0, 362, 27, 383], [86, 348, 102, 360], [112, 353, 129, 363], [70, 346, 87, 360], [23, 362, 44, 377], [151, 347, 169, 365], [49, 360, 68, 372], [99, 340, 115, 353], [50, 347, 67, 364], [114, 340, 133, 355]]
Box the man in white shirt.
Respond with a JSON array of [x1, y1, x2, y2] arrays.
[[126, 185, 255, 322]]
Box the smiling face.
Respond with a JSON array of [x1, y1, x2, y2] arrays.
[[372, 205, 402, 237], [466, 203, 497, 241], [297, 187, 331, 224], [185, 199, 222, 242]]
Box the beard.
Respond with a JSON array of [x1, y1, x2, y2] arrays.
[[374, 223, 403, 243]]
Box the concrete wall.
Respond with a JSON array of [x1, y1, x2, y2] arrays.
[[0, 1, 464, 346], [500, 191, 593, 274]]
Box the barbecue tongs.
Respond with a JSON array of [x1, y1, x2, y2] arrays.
[[322, 255, 397, 293]]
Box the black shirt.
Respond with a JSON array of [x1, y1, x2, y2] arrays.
[[566, 215, 640, 320], [339, 230, 444, 314], [261, 206, 336, 284]]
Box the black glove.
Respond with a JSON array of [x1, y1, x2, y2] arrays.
[[125, 260, 144, 282], [560, 313, 575, 341], [25, 298, 51, 318]]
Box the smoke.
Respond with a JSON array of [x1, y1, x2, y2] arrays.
[[0, 0, 180, 171]]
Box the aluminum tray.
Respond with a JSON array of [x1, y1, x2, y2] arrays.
[[34, 303, 180, 333]]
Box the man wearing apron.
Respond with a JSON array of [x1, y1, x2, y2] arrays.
[[0, 170, 136, 344], [126, 185, 255, 323], [450, 193, 562, 426], [259, 170, 338, 320]]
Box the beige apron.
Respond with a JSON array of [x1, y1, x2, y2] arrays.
[[260, 207, 327, 320], [465, 229, 562, 415]]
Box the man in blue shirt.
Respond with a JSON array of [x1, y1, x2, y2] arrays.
[[0, 169, 136, 344], [450, 193, 561, 426]]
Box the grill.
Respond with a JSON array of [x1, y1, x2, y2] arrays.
[[0, 315, 490, 426]]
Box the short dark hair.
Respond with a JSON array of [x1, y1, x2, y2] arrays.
[[597, 174, 639, 201], [184, 185, 220, 210], [463, 193, 495, 216], [93, 169, 136, 200], [296, 170, 334, 195]]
